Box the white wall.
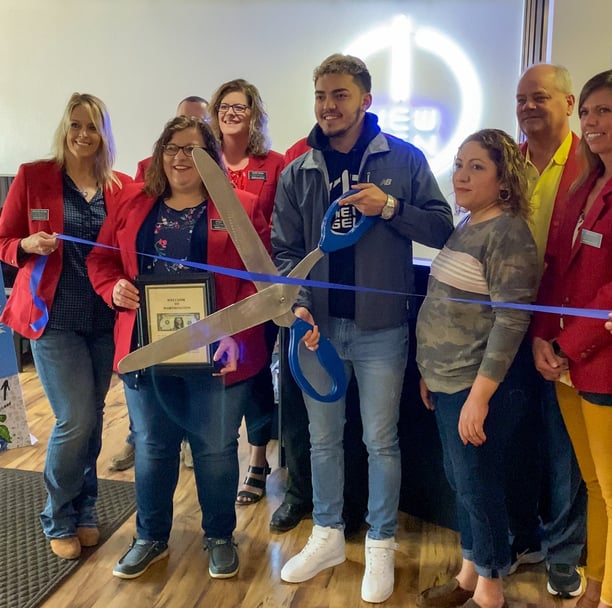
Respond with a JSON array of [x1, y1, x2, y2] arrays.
[[548, 0, 612, 133], [0, 0, 523, 184]]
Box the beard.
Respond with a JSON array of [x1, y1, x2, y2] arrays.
[[318, 108, 363, 140]]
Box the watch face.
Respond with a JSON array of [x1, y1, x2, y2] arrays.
[[381, 196, 395, 219]]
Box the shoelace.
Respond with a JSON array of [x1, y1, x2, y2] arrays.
[[365, 545, 397, 575], [301, 532, 332, 558]]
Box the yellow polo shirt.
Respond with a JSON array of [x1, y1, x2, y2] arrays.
[[525, 131, 573, 269]]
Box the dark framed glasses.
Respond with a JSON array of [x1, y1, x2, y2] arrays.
[[162, 144, 200, 157]]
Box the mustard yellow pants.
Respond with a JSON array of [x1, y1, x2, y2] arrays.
[[556, 382, 612, 605]]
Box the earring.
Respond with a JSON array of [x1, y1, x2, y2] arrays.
[[499, 188, 510, 201]]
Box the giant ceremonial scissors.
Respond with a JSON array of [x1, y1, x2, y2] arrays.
[[117, 147, 376, 402]]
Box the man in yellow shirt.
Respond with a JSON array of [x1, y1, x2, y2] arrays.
[[505, 63, 585, 599]]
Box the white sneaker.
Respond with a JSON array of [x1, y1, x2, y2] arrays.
[[280, 525, 345, 583], [361, 536, 398, 603]]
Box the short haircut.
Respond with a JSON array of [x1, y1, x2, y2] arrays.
[[313, 53, 372, 93], [178, 95, 209, 106]]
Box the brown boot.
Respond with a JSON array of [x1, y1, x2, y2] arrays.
[[109, 442, 135, 471], [50, 537, 81, 559], [77, 527, 100, 547]]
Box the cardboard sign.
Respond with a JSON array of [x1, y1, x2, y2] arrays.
[[0, 274, 32, 450]]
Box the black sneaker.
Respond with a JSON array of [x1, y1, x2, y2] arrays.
[[205, 537, 239, 578], [112, 538, 169, 579], [547, 563, 583, 598]]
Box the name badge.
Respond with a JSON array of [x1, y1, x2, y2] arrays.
[[581, 229, 603, 248], [210, 219, 226, 231], [31, 209, 49, 221], [248, 171, 267, 181]]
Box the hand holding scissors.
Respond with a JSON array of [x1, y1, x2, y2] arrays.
[[118, 148, 377, 402]]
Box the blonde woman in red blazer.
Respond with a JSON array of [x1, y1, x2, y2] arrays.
[[532, 69, 612, 608], [0, 93, 131, 560], [87, 116, 268, 581], [209, 78, 284, 505]]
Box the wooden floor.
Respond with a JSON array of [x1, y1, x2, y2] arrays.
[[0, 362, 578, 608]]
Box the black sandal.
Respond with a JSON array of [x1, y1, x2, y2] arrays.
[[235, 464, 271, 506]]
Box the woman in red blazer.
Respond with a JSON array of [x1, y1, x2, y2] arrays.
[[209, 79, 284, 505], [532, 69, 612, 608], [87, 116, 268, 581], [0, 92, 131, 560]]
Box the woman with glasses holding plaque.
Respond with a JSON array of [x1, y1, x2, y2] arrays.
[[0, 92, 131, 560], [87, 115, 269, 580], [210, 79, 284, 506]]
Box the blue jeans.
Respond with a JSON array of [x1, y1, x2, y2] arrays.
[[433, 383, 520, 578], [302, 319, 408, 540], [539, 380, 587, 564], [31, 329, 114, 538], [128, 370, 247, 542]]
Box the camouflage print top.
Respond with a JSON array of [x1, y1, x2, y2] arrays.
[[416, 212, 538, 394]]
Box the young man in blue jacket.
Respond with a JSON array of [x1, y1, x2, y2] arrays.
[[272, 53, 453, 604]]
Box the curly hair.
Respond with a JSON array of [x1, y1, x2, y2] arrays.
[[144, 116, 223, 199], [209, 79, 270, 157], [573, 69, 612, 189], [459, 129, 530, 220], [313, 53, 372, 93], [51, 92, 118, 187]]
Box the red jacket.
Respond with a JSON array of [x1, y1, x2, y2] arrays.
[[235, 152, 284, 222], [0, 160, 132, 339], [284, 137, 311, 166], [531, 170, 612, 393], [521, 133, 580, 258], [86, 183, 269, 385], [134, 157, 152, 182]]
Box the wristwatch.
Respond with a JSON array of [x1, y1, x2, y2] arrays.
[[380, 194, 398, 220]]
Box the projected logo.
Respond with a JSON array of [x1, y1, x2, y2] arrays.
[[345, 15, 482, 177]]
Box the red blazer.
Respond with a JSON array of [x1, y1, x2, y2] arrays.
[[134, 157, 152, 182], [521, 133, 580, 258], [0, 160, 132, 339], [86, 183, 269, 385], [238, 152, 284, 222], [531, 170, 612, 393]]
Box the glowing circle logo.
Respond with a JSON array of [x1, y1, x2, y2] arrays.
[[345, 15, 482, 177]]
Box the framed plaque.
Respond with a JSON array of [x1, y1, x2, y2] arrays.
[[135, 272, 215, 369]]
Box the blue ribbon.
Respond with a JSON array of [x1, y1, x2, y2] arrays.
[[29, 255, 50, 331], [43, 233, 609, 323]]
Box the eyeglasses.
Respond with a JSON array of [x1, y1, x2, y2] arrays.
[[217, 103, 249, 115], [162, 144, 200, 157]]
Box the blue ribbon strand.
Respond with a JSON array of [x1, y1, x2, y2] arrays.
[[29, 255, 50, 331], [47, 233, 610, 323]]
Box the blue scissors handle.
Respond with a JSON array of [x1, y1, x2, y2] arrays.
[[288, 318, 347, 403], [319, 189, 378, 253]]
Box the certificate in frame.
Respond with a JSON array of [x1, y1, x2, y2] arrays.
[[135, 272, 215, 369]]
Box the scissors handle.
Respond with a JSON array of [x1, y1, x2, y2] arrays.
[[319, 189, 378, 253], [288, 318, 347, 403]]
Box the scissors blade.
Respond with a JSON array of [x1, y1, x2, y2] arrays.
[[272, 247, 324, 328], [192, 147, 277, 291], [117, 284, 291, 373]]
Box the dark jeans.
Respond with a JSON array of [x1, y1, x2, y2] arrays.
[[433, 380, 521, 578], [503, 340, 586, 564], [128, 371, 247, 542]]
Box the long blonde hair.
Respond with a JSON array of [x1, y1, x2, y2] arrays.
[[51, 92, 118, 187]]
